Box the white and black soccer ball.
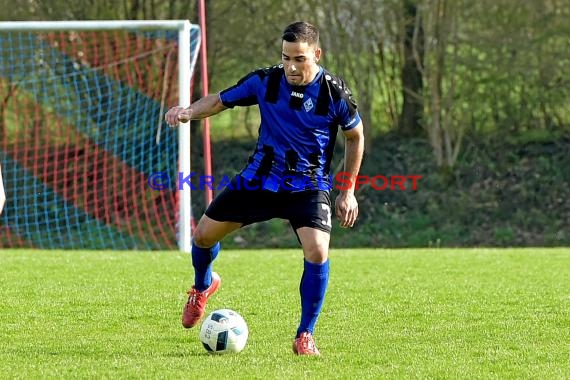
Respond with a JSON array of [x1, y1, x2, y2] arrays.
[[199, 309, 249, 354]]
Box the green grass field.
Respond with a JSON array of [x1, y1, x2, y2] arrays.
[[0, 248, 568, 379]]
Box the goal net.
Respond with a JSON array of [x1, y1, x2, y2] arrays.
[[0, 21, 200, 251]]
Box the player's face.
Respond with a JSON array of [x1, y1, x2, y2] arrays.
[[282, 41, 321, 86]]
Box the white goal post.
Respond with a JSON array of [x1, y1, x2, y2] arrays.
[[0, 20, 200, 252]]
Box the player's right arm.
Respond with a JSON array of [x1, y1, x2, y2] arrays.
[[165, 68, 262, 127], [164, 93, 228, 127]]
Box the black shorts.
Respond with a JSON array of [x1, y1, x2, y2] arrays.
[[204, 176, 333, 234]]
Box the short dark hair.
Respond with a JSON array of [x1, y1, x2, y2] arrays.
[[282, 21, 319, 47]]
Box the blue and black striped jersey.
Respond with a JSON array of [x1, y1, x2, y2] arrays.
[[219, 64, 361, 192]]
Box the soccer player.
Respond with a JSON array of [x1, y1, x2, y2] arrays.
[[165, 21, 364, 356]]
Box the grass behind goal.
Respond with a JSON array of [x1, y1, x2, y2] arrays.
[[0, 248, 568, 379]]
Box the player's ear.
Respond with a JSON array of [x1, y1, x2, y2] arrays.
[[314, 47, 322, 63]]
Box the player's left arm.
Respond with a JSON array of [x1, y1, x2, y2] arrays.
[[335, 121, 364, 228]]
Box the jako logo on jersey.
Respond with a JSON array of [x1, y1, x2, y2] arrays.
[[291, 91, 304, 98]]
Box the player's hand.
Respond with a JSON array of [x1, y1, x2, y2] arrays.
[[335, 192, 358, 228], [164, 106, 191, 127]]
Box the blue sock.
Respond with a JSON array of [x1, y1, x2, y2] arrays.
[[296, 259, 330, 338], [192, 241, 220, 291]]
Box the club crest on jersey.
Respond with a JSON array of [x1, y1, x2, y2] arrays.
[[291, 91, 304, 98], [303, 98, 314, 112]]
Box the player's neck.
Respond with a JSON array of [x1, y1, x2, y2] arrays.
[[308, 65, 321, 83]]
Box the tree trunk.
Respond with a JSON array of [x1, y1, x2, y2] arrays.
[[398, 0, 424, 137]]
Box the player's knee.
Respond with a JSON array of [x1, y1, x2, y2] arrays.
[[192, 226, 218, 248], [303, 241, 329, 263]]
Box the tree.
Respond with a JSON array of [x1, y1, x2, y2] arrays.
[[398, 0, 424, 136], [417, 0, 464, 169]]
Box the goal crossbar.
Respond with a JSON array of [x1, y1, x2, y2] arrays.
[[0, 20, 192, 32]]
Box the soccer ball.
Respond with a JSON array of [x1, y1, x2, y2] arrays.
[[199, 309, 249, 354]]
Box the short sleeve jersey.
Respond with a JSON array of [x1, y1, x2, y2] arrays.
[[219, 64, 361, 192]]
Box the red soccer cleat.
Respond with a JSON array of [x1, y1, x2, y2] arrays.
[[181, 272, 221, 328], [292, 332, 321, 356]]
